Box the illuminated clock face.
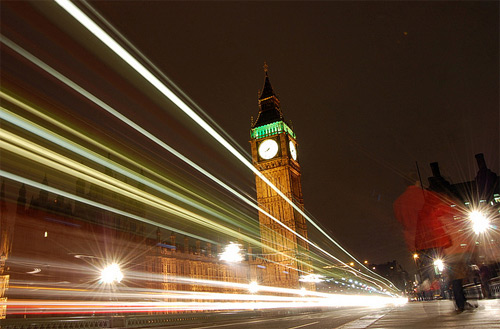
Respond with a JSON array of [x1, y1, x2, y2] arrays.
[[289, 141, 297, 160], [258, 139, 279, 160]]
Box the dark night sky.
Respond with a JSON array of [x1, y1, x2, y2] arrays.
[[2, 1, 499, 275]]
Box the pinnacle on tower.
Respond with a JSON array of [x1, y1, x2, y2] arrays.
[[252, 63, 284, 128], [259, 62, 276, 100]]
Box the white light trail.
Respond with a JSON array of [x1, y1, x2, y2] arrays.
[[52, 0, 396, 291], [0, 90, 257, 230], [0, 136, 252, 246], [3, 281, 407, 315], [248, 281, 259, 294], [299, 274, 324, 283], [0, 38, 336, 283], [4, 295, 406, 315], [78, 0, 248, 157], [0, 169, 211, 244], [1, 28, 397, 294], [8, 264, 406, 301], [0, 105, 259, 235], [0, 129, 312, 269]]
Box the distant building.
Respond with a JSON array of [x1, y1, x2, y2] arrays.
[[369, 260, 410, 293], [0, 176, 259, 316], [0, 67, 315, 318]]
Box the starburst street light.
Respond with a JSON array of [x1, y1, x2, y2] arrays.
[[469, 210, 490, 234], [219, 242, 244, 263], [248, 281, 259, 294], [100, 263, 123, 284], [433, 259, 444, 273]]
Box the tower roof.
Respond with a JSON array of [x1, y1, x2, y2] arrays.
[[259, 72, 276, 100], [252, 65, 284, 128]]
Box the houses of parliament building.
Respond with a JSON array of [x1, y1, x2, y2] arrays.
[[0, 68, 313, 318]]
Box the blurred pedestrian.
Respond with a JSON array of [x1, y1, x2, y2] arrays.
[[420, 279, 431, 301], [393, 174, 425, 253], [414, 190, 452, 252], [445, 253, 470, 312], [479, 263, 492, 298], [394, 173, 454, 291]]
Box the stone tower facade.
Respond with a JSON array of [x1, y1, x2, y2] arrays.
[[250, 67, 310, 288]]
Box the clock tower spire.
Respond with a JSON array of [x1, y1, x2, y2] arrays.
[[252, 64, 283, 129], [250, 65, 310, 289]]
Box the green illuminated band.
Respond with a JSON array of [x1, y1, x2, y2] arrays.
[[250, 121, 295, 139]]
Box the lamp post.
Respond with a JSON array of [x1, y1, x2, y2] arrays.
[[433, 259, 444, 274], [219, 242, 243, 263], [248, 281, 259, 294], [469, 210, 490, 234], [100, 263, 123, 284]]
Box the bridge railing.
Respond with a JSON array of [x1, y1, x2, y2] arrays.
[[488, 276, 500, 298], [463, 276, 500, 300], [0, 311, 264, 329], [0, 308, 316, 329]]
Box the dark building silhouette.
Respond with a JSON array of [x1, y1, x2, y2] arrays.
[[370, 260, 410, 293], [426, 153, 500, 265], [427, 153, 499, 206], [1, 172, 256, 315], [475, 153, 499, 202]]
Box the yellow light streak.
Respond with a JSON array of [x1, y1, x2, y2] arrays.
[[0, 132, 309, 271], [50, 1, 398, 291], [0, 38, 320, 278], [0, 136, 245, 244], [1, 97, 325, 281], [2, 103, 352, 285], [0, 32, 398, 292], [3, 287, 406, 313], [0, 90, 257, 231], [9, 285, 88, 292], [3, 296, 406, 313], [0, 168, 210, 243]]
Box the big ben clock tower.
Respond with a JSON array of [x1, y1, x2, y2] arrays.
[[250, 65, 310, 288]]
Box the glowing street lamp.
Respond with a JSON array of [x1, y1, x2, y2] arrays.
[[413, 253, 419, 260], [248, 281, 259, 294], [469, 210, 490, 234], [100, 263, 123, 284], [433, 259, 444, 273], [219, 242, 244, 263]]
